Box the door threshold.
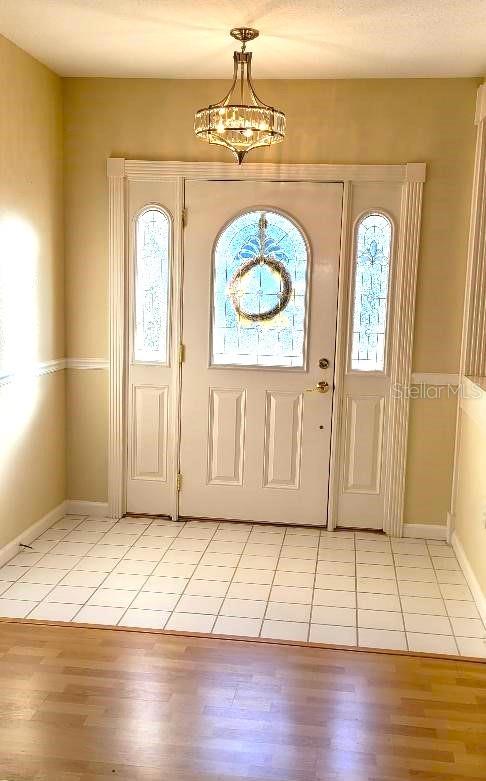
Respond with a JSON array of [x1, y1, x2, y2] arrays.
[[124, 512, 385, 534], [179, 515, 384, 533]]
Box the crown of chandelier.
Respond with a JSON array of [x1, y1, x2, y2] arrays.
[[194, 28, 286, 165]]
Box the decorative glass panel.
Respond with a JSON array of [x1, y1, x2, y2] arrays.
[[351, 213, 392, 372], [134, 208, 170, 363], [211, 210, 309, 367]]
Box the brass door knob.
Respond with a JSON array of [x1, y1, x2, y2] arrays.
[[306, 380, 330, 394]]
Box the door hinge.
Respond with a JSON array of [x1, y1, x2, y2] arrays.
[[182, 207, 187, 227], [176, 472, 183, 492], [179, 342, 186, 364]]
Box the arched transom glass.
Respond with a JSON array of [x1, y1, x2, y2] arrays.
[[134, 208, 170, 364], [211, 210, 309, 367], [351, 213, 392, 372]]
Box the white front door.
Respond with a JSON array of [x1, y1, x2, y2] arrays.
[[179, 180, 342, 525]]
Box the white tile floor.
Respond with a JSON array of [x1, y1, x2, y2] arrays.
[[0, 514, 485, 658]]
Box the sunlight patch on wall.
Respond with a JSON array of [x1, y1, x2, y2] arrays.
[[0, 215, 40, 443]]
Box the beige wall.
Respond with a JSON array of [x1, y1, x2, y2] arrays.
[[0, 35, 65, 547], [454, 383, 486, 598], [66, 368, 108, 503], [405, 393, 458, 525], [63, 77, 478, 522]]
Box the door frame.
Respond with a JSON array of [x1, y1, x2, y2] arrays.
[[107, 158, 425, 536]]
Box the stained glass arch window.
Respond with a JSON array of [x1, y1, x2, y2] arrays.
[[351, 212, 392, 372], [211, 209, 310, 367], [134, 206, 171, 364]]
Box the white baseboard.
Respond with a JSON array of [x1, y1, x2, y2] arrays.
[[403, 523, 447, 540], [446, 511, 454, 543], [66, 500, 109, 518], [0, 501, 67, 568], [452, 530, 486, 627]]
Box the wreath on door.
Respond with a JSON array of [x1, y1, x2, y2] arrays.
[[228, 213, 293, 322]]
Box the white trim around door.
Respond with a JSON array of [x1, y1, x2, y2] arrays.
[[107, 159, 425, 536]]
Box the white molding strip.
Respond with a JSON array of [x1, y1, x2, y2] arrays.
[[0, 358, 66, 388], [0, 358, 111, 387], [403, 523, 447, 541], [452, 530, 486, 627], [411, 372, 460, 385], [475, 83, 486, 124], [450, 84, 486, 540], [0, 501, 67, 568], [464, 95, 486, 378], [66, 358, 109, 370], [36, 358, 66, 375], [8, 363, 451, 384], [66, 500, 109, 517], [384, 178, 424, 538], [327, 182, 352, 531], [108, 157, 127, 520], [124, 160, 426, 184]]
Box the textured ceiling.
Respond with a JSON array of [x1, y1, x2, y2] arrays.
[[0, 0, 485, 78]]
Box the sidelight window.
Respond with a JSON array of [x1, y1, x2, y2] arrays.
[[134, 207, 170, 364], [351, 213, 392, 372]]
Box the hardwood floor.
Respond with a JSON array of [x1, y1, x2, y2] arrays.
[[0, 621, 485, 781]]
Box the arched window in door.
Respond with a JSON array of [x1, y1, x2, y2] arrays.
[[211, 209, 310, 368]]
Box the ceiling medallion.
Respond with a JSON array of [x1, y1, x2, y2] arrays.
[[194, 28, 286, 165], [229, 213, 292, 321]]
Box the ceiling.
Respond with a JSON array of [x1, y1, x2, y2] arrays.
[[0, 0, 485, 79]]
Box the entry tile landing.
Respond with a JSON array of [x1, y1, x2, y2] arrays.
[[0, 516, 484, 659]]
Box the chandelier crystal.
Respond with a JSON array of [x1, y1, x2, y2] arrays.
[[194, 28, 286, 164]]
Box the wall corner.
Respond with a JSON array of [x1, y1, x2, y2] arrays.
[[107, 157, 125, 178], [474, 84, 486, 125]]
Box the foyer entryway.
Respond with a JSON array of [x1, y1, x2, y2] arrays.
[[109, 159, 426, 535], [127, 179, 343, 525]]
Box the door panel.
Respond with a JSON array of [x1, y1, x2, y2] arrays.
[[343, 394, 384, 493], [336, 182, 401, 529], [126, 179, 178, 515], [131, 384, 169, 480], [207, 388, 246, 485], [263, 391, 304, 489], [179, 180, 343, 525]]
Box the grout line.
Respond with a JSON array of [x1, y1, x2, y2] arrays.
[[147, 521, 225, 631], [352, 529, 358, 646], [36, 516, 149, 621], [211, 522, 255, 632], [26, 515, 166, 620], [307, 528, 323, 642], [113, 517, 190, 626], [394, 540, 463, 652], [78, 516, 177, 623], [22, 515, 99, 616], [426, 539, 461, 655], [259, 526, 297, 639], [0, 518, 81, 589], [391, 536, 409, 652]]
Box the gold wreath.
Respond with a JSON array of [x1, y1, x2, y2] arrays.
[[229, 255, 292, 322]]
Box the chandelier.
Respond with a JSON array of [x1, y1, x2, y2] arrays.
[[194, 28, 286, 164]]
